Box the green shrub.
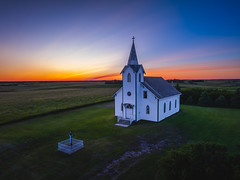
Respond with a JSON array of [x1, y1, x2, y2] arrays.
[[215, 95, 228, 107], [159, 143, 234, 180], [185, 96, 194, 105], [231, 96, 240, 108], [198, 91, 213, 107]]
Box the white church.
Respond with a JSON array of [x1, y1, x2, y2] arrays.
[[113, 37, 181, 127]]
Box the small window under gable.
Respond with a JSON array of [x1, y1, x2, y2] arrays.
[[121, 103, 123, 111], [139, 73, 141, 82], [169, 101, 171, 110], [127, 73, 131, 82], [143, 91, 147, 98], [146, 105, 150, 114], [175, 99, 177, 108], [164, 103, 166, 113]]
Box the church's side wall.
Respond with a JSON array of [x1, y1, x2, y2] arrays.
[[114, 88, 123, 118], [159, 95, 180, 121], [139, 86, 158, 122]]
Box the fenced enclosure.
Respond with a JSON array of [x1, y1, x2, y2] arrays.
[[58, 138, 84, 154]]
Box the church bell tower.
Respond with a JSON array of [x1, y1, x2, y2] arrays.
[[120, 37, 144, 121]]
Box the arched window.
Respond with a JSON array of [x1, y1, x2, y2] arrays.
[[169, 101, 171, 110], [127, 73, 131, 82], [164, 103, 166, 113], [146, 105, 150, 114], [139, 73, 141, 82], [175, 99, 177, 108]]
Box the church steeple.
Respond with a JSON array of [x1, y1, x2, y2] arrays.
[[127, 36, 138, 65]]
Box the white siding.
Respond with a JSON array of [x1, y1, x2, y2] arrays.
[[159, 95, 180, 121], [139, 86, 158, 122], [122, 67, 135, 105], [122, 67, 136, 120]]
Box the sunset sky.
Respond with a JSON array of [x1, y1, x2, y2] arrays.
[[0, 0, 240, 81]]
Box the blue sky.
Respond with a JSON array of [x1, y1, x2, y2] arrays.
[[0, 0, 240, 80]]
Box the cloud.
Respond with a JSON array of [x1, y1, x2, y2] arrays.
[[90, 73, 121, 80]]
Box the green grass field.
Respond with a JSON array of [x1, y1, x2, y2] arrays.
[[166, 105, 240, 153], [0, 102, 239, 179], [0, 80, 239, 179], [0, 81, 120, 125], [119, 105, 240, 180]]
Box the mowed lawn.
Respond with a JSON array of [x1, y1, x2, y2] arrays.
[[0, 103, 181, 179], [165, 105, 240, 153], [0, 81, 120, 125], [119, 105, 240, 180], [0, 103, 239, 179]]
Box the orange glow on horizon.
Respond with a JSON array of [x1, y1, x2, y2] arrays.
[[0, 67, 239, 81], [0, 59, 239, 81]]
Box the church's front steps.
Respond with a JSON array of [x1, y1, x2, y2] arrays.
[[115, 119, 132, 127]]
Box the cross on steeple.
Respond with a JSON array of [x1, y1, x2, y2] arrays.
[[132, 36, 135, 41], [128, 36, 138, 65]]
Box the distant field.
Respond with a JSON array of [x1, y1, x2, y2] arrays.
[[1, 79, 239, 125], [175, 79, 240, 92], [0, 102, 239, 179], [0, 81, 120, 125]]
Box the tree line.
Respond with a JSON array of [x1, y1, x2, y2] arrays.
[[176, 86, 240, 108]]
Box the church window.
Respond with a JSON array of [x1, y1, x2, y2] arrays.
[[164, 103, 166, 113], [139, 73, 141, 82], [144, 91, 147, 98], [146, 105, 150, 114], [169, 101, 171, 110], [126, 104, 133, 109], [175, 99, 177, 108], [121, 103, 123, 111], [127, 91, 131, 96], [127, 73, 131, 82]]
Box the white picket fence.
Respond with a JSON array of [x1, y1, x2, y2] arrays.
[[58, 138, 84, 154]]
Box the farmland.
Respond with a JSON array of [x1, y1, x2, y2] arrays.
[[0, 81, 120, 125], [173, 79, 240, 92]]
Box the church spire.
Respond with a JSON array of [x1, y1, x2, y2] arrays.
[[127, 36, 138, 65]]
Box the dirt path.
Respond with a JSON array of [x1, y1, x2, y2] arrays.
[[94, 135, 184, 180]]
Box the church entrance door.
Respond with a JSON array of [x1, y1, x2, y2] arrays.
[[125, 104, 133, 120]]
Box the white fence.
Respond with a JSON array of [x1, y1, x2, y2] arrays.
[[58, 138, 84, 154]]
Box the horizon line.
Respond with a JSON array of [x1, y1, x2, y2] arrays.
[[0, 78, 240, 83]]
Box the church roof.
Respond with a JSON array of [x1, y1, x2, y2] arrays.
[[128, 37, 138, 65], [141, 77, 181, 99], [120, 64, 145, 74], [112, 87, 122, 97]]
